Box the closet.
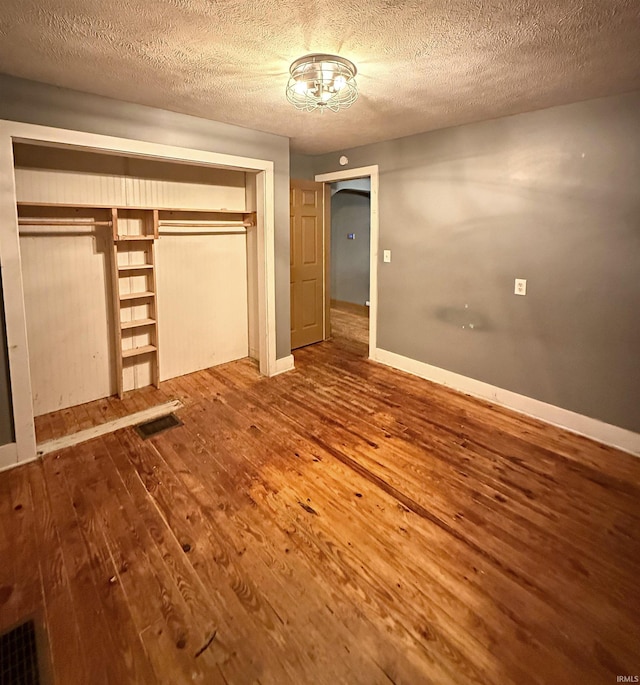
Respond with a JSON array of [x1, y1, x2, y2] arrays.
[[14, 143, 259, 417]]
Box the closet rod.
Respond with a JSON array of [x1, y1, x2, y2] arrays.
[[158, 220, 252, 228], [18, 219, 112, 227], [159, 230, 246, 236]]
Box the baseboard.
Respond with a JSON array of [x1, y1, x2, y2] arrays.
[[0, 442, 18, 472], [272, 355, 295, 376], [374, 348, 640, 457], [37, 400, 183, 457]]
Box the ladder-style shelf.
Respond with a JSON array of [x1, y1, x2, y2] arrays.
[[117, 264, 154, 272], [122, 345, 158, 359], [119, 291, 156, 301], [116, 235, 155, 241], [110, 208, 160, 398], [120, 318, 156, 330]]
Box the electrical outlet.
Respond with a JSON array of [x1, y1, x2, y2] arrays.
[[515, 278, 527, 296], [383, 250, 391, 263]]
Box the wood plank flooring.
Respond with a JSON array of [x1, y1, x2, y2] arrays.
[[33, 373, 202, 444], [2, 308, 640, 684]]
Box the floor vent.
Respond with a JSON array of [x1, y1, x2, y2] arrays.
[[135, 412, 182, 439], [0, 620, 40, 685]]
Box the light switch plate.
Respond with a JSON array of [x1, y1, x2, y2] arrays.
[[383, 250, 391, 263], [515, 278, 527, 295]]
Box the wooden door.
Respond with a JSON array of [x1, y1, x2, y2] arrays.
[[290, 179, 325, 349]]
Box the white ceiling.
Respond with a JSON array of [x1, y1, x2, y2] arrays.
[[0, 0, 639, 154]]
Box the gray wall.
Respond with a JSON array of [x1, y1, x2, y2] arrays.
[[290, 153, 315, 181], [311, 91, 640, 433], [331, 185, 371, 306], [0, 73, 291, 360]]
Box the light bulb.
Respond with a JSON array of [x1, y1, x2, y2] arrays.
[[334, 75, 346, 91], [294, 81, 308, 95], [321, 91, 332, 102]]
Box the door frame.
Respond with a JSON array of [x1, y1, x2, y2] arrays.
[[315, 165, 379, 360], [0, 119, 277, 471]]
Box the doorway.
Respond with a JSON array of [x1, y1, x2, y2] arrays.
[[316, 165, 379, 360], [328, 178, 371, 354], [289, 166, 379, 358]]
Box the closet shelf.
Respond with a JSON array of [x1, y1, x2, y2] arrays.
[[18, 201, 250, 215], [122, 345, 157, 359], [119, 291, 155, 301], [118, 264, 154, 272], [18, 219, 112, 227], [116, 235, 155, 242], [121, 318, 156, 330]]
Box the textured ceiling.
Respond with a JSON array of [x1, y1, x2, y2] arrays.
[[0, 1, 639, 154]]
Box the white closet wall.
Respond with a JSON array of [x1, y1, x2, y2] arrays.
[[14, 147, 129, 206], [125, 159, 246, 210], [15, 144, 252, 415], [156, 231, 248, 381], [20, 225, 114, 415], [13, 147, 246, 210]]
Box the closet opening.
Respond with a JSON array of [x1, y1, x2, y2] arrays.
[[12, 141, 265, 448]]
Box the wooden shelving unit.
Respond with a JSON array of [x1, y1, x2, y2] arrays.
[[17, 201, 257, 399], [110, 208, 161, 398]]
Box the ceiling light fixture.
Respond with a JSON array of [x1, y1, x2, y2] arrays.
[[286, 54, 358, 113]]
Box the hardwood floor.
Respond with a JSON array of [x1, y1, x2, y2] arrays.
[[330, 303, 369, 349], [2, 314, 640, 684], [33, 303, 368, 444], [33, 371, 208, 444]]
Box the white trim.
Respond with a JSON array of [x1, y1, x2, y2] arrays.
[[0, 135, 35, 463], [0, 453, 38, 475], [0, 442, 18, 472], [374, 348, 640, 457], [315, 166, 379, 359], [271, 354, 295, 376], [257, 169, 278, 377], [37, 400, 183, 456], [315, 165, 379, 183], [0, 119, 278, 467]]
